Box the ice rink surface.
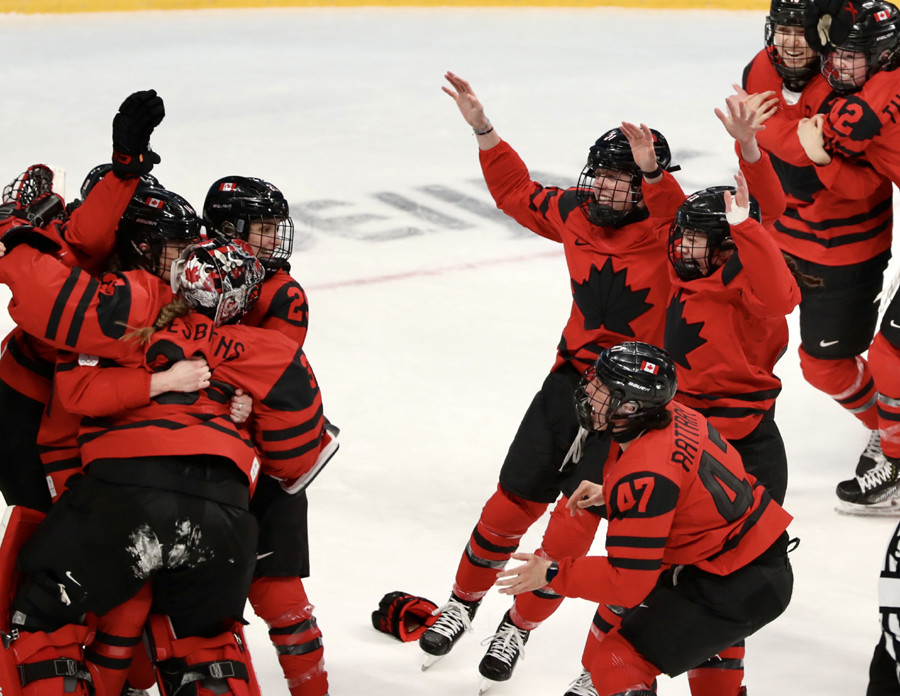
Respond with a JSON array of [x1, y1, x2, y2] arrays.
[[2, 5, 898, 694]]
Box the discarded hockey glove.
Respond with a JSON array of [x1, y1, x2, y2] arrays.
[[112, 89, 165, 178], [371, 592, 438, 642], [804, 0, 856, 51]]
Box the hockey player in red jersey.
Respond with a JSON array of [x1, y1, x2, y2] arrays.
[[0, 234, 333, 696], [0, 88, 165, 513], [201, 177, 329, 696], [742, 0, 898, 512], [496, 342, 794, 696], [420, 71, 681, 681]]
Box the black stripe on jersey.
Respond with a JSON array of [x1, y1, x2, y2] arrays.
[[706, 487, 772, 562], [774, 216, 891, 249], [781, 195, 892, 230], [592, 611, 615, 634], [529, 186, 562, 219], [721, 251, 743, 286], [39, 457, 81, 473], [260, 437, 320, 460], [691, 405, 769, 421], [260, 405, 323, 441], [678, 387, 782, 402], [78, 417, 248, 445], [608, 556, 661, 571], [45, 267, 84, 342], [5, 334, 53, 380], [65, 276, 100, 348], [606, 535, 666, 549]]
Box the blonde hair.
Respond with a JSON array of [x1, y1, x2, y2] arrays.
[[123, 296, 193, 345]]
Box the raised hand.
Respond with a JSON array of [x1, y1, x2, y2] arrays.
[[112, 89, 165, 178], [620, 121, 659, 173], [442, 71, 491, 131]]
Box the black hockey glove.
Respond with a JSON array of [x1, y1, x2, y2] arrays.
[[371, 591, 438, 642], [0, 220, 62, 255], [804, 0, 858, 51], [111, 89, 165, 178]]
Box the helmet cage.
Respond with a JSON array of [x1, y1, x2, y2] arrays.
[[574, 127, 673, 229], [764, 0, 820, 90], [822, 2, 900, 93], [170, 237, 265, 326], [203, 176, 294, 275], [576, 342, 676, 441]]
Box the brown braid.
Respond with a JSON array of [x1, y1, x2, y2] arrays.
[[122, 296, 193, 346], [783, 253, 824, 288]]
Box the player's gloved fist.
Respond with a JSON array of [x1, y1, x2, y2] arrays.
[[804, 0, 857, 51], [111, 89, 165, 178], [0, 218, 62, 255]]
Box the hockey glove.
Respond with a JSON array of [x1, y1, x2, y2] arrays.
[[0, 219, 62, 255], [804, 0, 857, 51], [112, 89, 165, 178], [371, 591, 438, 642]]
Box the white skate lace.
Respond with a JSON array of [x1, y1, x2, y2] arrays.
[[428, 598, 474, 641], [857, 459, 897, 494], [862, 430, 886, 464], [481, 619, 527, 667], [564, 669, 598, 696]]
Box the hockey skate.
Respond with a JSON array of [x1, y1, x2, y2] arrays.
[[563, 669, 598, 696], [477, 611, 529, 693], [419, 595, 480, 670], [835, 458, 900, 516], [856, 430, 887, 476]]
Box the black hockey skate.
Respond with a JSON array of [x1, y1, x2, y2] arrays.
[[419, 595, 480, 670], [478, 611, 530, 692], [836, 457, 900, 516], [857, 430, 887, 476], [564, 669, 598, 696]]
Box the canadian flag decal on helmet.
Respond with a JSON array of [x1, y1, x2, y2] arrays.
[[220, 182, 237, 192], [876, 9, 890, 20], [146, 197, 163, 209], [640, 360, 659, 375]]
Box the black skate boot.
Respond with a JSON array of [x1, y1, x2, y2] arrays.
[[564, 669, 598, 696], [419, 594, 480, 669], [477, 611, 530, 691], [857, 430, 887, 476], [836, 457, 900, 516]]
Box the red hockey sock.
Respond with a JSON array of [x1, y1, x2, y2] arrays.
[[249, 576, 327, 696], [687, 643, 745, 696], [799, 347, 878, 429], [869, 333, 900, 459], [452, 485, 547, 602], [86, 585, 153, 696]]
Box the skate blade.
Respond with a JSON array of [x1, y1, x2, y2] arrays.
[[421, 652, 444, 671], [835, 498, 900, 517], [479, 677, 499, 695]]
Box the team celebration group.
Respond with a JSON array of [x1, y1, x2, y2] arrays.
[[1, 0, 900, 695]]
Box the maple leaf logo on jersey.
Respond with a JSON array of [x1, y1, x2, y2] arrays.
[[572, 257, 652, 337], [664, 289, 706, 369]]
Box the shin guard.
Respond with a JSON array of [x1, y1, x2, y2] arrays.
[[452, 486, 547, 602], [248, 577, 327, 696], [146, 615, 261, 696], [799, 348, 878, 428], [686, 642, 745, 696]]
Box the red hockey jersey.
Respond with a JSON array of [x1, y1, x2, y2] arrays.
[[480, 140, 672, 374], [743, 51, 893, 266], [550, 402, 792, 609]]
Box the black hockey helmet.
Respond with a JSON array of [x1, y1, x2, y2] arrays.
[[202, 175, 294, 275], [79, 163, 161, 204], [822, 0, 900, 93], [575, 127, 677, 229], [171, 237, 264, 326], [667, 185, 762, 281], [116, 183, 202, 277], [765, 0, 821, 90], [575, 341, 677, 442]]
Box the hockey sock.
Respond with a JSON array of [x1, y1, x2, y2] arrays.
[[588, 630, 659, 696], [686, 642, 745, 696], [799, 347, 878, 429], [86, 585, 153, 696], [249, 576, 327, 696], [452, 485, 547, 602], [869, 333, 900, 460]]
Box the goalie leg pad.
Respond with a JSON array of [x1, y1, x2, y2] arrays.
[[10, 623, 95, 696], [146, 615, 261, 696]]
